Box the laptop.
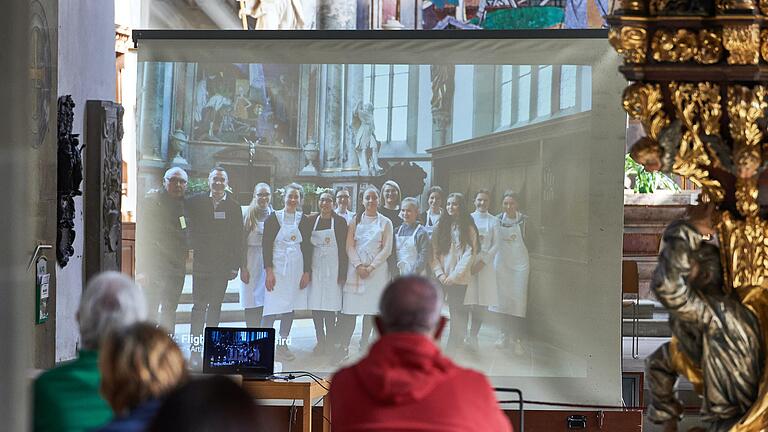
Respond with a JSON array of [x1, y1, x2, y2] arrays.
[[203, 327, 275, 379]]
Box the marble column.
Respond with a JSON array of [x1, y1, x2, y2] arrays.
[[322, 64, 344, 169], [317, 0, 357, 29], [430, 64, 455, 148], [345, 65, 364, 169]]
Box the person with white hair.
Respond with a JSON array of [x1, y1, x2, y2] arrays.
[[136, 166, 189, 333], [187, 167, 244, 367], [395, 197, 430, 277], [330, 276, 512, 432], [33, 271, 147, 432]]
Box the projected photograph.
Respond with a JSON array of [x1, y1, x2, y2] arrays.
[[136, 60, 595, 379]]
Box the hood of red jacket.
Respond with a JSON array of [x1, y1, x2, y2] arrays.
[[352, 333, 458, 405]]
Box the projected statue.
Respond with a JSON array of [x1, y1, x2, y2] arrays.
[[646, 215, 762, 432], [239, 0, 306, 30], [350, 101, 382, 177]]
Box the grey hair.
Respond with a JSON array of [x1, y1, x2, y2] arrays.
[[163, 167, 188, 182], [78, 271, 147, 351], [379, 276, 443, 334], [401, 197, 420, 211]]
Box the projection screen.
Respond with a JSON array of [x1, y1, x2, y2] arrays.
[[133, 30, 625, 406]]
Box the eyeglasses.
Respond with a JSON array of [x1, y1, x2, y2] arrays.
[[256, 193, 271, 197], [166, 178, 188, 184]]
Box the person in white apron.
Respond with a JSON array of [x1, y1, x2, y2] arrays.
[[240, 183, 273, 328], [431, 192, 478, 354], [395, 197, 430, 277], [334, 186, 393, 362], [491, 191, 530, 355], [307, 192, 348, 354], [335, 188, 355, 224], [421, 185, 444, 239], [464, 189, 500, 351], [262, 183, 311, 361]]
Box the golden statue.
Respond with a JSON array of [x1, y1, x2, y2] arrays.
[[608, 0, 768, 430]]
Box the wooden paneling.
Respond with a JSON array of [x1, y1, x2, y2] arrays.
[[121, 221, 135, 277]]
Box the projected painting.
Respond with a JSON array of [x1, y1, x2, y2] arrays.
[[136, 60, 596, 379]]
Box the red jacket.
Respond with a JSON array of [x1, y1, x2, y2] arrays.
[[330, 333, 513, 432]]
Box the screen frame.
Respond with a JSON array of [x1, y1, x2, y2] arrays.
[[203, 326, 276, 377]]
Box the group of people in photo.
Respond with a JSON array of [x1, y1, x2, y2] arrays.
[[137, 165, 531, 365]]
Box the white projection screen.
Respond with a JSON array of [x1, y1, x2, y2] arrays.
[[134, 31, 626, 406]]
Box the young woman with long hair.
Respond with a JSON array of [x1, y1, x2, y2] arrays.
[[239, 183, 273, 328], [431, 192, 478, 352]]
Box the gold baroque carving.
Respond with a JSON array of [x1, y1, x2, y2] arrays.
[[652, 29, 696, 62], [609, 26, 647, 64], [668, 82, 725, 203], [622, 83, 669, 139], [723, 25, 760, 65], [717, 0, 757, 13], [728, 85, 766, 166], [762, 0, 768, 15], [696, 29, 722, 64], [761, 29, 768, 63]]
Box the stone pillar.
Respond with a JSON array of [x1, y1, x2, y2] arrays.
[[317, 0, 357, 29], [322, 64, 344, 169], [430, 65, 455, 147], [345, 65, 364, 169]]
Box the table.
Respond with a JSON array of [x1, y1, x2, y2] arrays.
[[242, 377, 331, 432]]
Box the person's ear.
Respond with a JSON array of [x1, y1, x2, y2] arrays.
[[374, 316, 386, 336], [433, 316, 448, 341]]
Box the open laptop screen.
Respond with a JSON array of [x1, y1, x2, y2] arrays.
[[203, 327, 275, 377]]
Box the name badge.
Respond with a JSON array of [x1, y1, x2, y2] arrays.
[[179, 216, 187, 230], [214, 211, 226, 220]]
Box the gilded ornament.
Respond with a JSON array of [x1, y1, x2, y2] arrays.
[[622, 83, 668, 139], [761, 29, 768, 62], [723, 25, 760, 65], [716, 0, 757, 12], [651, 30, 697, 62], [649, 0, 669, 14], [617, 0, 646, 13], [695, 30, 722, 64], [609, 26, 647, 64], [728, 85, 766, 173], [762, 0, 768, 14]]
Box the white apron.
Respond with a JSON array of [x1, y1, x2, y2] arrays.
[[491, 214, 530, 317], [337, 209, 355, 225], [465, 212, 499, 306], [307, 216, 342, 311], [396, 224, 420, 276], [264, 210, 307, 316], [343, 214, 389, 315], [423, 211, 441, 236], [240, 217, 267, 309]]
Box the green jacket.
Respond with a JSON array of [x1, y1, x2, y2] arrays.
[[33, 350, 113, 432]]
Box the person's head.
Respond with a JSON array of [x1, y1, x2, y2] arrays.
[[362, 186, 380, 215], [208, 167, 229, 195], [376, 276, 446, 340], [319, 191, 334, 217], [629, 137, 663, 172], [401, 197, 419, 225], [434, 193, 476, 256], [251, 183, 271, 209], [77, 271, 147, 351], [148, 376, 261, 432], [427, 186, 444, 212], [382, 180, 401, 210], [690, 243, 724, 297], [100, 322, 187, 416], [502, 190, 521, 218], [163, 167, 189, 199], [283, 183, 303, 212], [474, 189, 491, 213], [335, 188, 351, 210], [445, 192, 466, 217]]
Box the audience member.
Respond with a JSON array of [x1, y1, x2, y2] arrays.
[[147, 376, 261, 432], [97, 322, 187, 432], [330, 276, 513, 432], [33, 272, 147, 432]]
